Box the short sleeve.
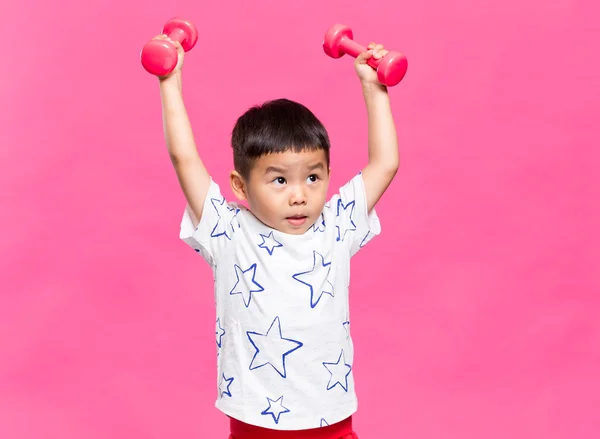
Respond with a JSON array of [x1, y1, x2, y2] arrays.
[[179, 178, 239, 267], [330, 172, 382, 256]]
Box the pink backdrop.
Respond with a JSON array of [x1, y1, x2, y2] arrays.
[[1, 0, 598, 437]]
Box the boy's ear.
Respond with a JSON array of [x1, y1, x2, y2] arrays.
[[230, 170, 247, 201]]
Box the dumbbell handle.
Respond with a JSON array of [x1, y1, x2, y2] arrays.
[[165, 28, 187, 45], [337, 36, 381, 70]]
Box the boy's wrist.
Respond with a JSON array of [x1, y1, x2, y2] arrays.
[[361, 81, 388, 97], [159, 73, 182, 91], [361, 81, 389, 104]]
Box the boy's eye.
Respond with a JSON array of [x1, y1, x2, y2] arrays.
[[274, 177, 286, 185], [307, 174, 319, 183]]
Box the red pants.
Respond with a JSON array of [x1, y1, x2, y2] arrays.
[[229, 416, 358, 439]]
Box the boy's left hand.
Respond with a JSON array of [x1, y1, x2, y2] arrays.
[[355, 43, 388, 88]]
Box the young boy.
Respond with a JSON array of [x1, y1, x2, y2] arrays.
[[154, 33, 399, 439]]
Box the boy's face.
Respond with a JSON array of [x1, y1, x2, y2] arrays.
[[230, 149, 330, 235]]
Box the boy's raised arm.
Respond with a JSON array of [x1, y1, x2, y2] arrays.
[[158, 36, 211, 228], [354, 44, 400, 213]]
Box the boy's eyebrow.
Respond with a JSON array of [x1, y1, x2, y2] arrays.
[[307, 163, 325, 171], [265, 166, 285, 174], [264, 162, 325, 174]]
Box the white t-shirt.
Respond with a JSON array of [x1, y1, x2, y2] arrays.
[[179, 172, 381, 430]]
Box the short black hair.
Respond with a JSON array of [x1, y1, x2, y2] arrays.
[[231, 98, 330, 179]]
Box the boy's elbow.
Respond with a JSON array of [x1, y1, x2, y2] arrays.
[[375, 159, 399, 177], [170, 151, 196, 167], [369, 147, 399, 176]]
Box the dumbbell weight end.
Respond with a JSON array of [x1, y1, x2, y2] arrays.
[[140, 18, 198, 77]]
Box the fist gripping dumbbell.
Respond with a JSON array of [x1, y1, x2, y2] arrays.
[[140, 18, 198, 76], [323, 24, 408, 86]]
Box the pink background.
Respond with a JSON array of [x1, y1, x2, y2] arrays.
[[1, 0, 599, 437]]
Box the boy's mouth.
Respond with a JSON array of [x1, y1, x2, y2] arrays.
[[286, 215, 308, 226]]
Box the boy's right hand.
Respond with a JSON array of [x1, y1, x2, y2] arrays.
[[152, 34, 185, 81]]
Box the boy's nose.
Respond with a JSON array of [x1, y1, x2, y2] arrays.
[[289, 186, 307, 205]]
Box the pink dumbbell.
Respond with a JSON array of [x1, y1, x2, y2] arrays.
[[140, 18, 198, 76], [322, 24, 408, 87]]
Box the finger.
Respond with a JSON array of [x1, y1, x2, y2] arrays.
[[356, 49, 374, 64], [367, 42, 376, 50], [155, 35, 183, 52], [372, 44, 385, 58]]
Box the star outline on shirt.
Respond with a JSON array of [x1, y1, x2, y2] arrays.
[[229, 263, 265, 308], [312, 214, 326, 233], [227, 205, 241, 233], [257, 231, 283, 256], [210, 197, 232, 240], [261, 395, 290, 425], [246, 316, 303, 379], [292, 251, 335, 308], [335, 198, 357, 242], [216, 318, 226, 348], [322, 349, 352, 392], [218, 373, 234, 398]]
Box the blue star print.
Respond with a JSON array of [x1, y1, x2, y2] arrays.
[[258, 231, 283, 255], [292, 251, 334, 308], [216, 318, 225, 348], [219, 373, 234, 398], [320, 418, 329, 427], [210, 197, 231, 240], [261, 395, 290, 425], [246, 316, 303, 378], [228, 206, 241, 233], [312, 214, 326, 233], [229, 263, 264, 307], [335, 198, 357, 242], [323, 349, 352, 392]]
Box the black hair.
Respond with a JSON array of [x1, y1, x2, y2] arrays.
[[231, 98, 331, 179]]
